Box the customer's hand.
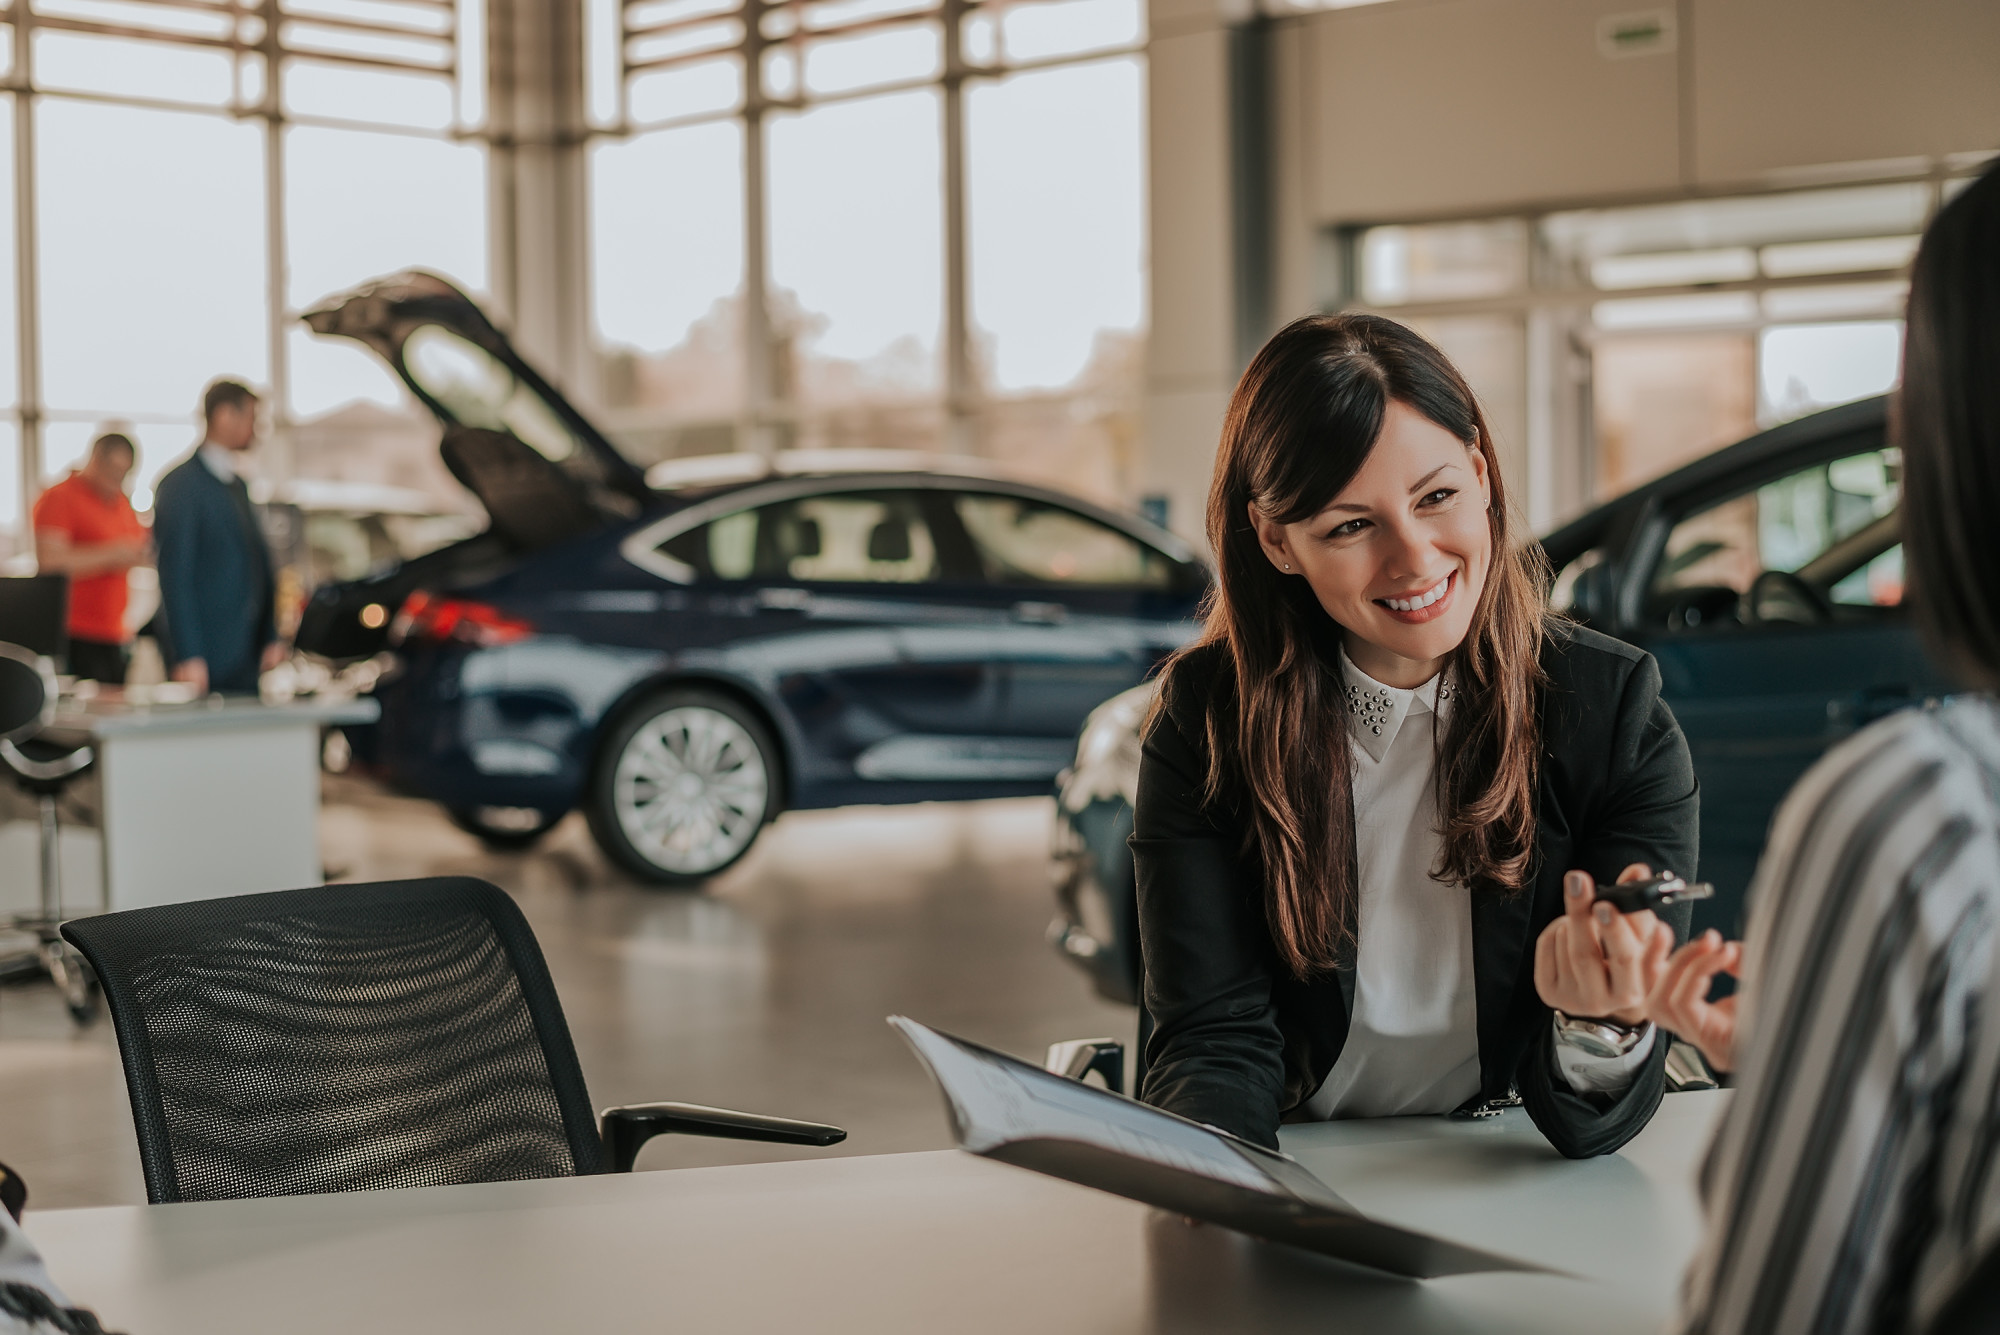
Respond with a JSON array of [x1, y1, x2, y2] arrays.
[[260, 641, 289, 673], [171, 657, 209, 696], [1646, 931, 1741, 1072], [1533, 864, 1674, 1026]]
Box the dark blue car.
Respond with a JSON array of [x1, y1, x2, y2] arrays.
[[293, 273, 1207, 881], [1051, 393, 1951, 1004]]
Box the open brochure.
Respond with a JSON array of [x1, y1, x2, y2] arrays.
[[890, 1015, 1550, 1279]]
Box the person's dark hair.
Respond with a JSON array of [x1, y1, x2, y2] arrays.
[[202, 379, 258, 424], [1158, 313, 1549, 978], [91, 431, 134, 460], [1899, 162, 2000, 689]]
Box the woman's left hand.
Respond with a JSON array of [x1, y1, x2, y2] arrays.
[[1533, 864, 1675, 1025]]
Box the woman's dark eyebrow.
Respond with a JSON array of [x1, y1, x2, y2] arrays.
[[1406, 463, 1454, 495], [1322, 463, 1459, 516]]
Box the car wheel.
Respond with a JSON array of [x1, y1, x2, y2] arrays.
[[447, 805, 564, 850], [586, 689, 778, 884]]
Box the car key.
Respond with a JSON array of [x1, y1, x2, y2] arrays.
[[1593, 870, 1714, 914]]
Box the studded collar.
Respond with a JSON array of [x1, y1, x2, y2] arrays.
[[1339, 647, 1451, 764]]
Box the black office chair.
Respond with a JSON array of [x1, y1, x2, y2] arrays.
[[61, 876, 846, 1203], [0, 640, 97, 1024]]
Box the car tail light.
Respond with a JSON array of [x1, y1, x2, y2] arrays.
[[389, 591, 534, 647]]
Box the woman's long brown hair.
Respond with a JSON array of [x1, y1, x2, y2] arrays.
[[1160, 314, 1550, 979]]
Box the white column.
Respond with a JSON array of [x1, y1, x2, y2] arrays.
[[1140, 0, 1248, 548], [486, 0, 593, 404]]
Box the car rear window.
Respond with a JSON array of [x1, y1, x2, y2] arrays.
[[953, 493, 1173, 590]]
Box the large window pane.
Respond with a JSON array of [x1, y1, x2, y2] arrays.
[[801, 25, 939, 96], [628, 58, 742, 123], [1758, 321, 1902, 426], [1360, 220, 1528, 307], [771, 90, 942, 407], [592, 121, 745, 435], [39, 100, 267, 416], [284, 61, 456, 130], [35, 32, 235, 106], [995, 0, 1142, 62], [1594, 334, 1756, 499], [967, 59, 1143, 393], [286, 125, 486, 419]]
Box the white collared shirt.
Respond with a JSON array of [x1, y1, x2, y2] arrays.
[[198, 440, 238, 481], [1304, 649, 1654, 1121]]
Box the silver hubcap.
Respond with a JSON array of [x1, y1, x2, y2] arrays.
[[613, 705, 769, 875]]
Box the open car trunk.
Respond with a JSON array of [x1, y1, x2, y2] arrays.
[[293, 271, 653, 660]]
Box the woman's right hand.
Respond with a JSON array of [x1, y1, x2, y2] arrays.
[[1646, 930, 1742, 1072]]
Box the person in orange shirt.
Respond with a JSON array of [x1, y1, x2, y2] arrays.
[[32, 431, 152, 683]]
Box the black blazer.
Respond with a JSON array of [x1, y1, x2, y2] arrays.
[[1132, 621, 1699, 1158]]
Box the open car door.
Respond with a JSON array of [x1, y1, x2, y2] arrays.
[[294, 272, 653, 660], [302, 270, 650, 533]]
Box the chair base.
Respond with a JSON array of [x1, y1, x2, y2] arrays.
[[0, 918, 99, 1025]]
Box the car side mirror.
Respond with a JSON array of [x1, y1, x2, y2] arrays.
[[1568, 560, 1618, 625]]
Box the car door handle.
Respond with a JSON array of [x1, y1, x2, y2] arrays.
[[1013, 600, 1068, 625], [756, 587, 812, 611]]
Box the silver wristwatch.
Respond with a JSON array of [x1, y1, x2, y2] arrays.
[[1553, 1010, 1651, 1059]]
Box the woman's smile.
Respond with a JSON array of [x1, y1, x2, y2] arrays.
[[1376, 570, 1456, 622]]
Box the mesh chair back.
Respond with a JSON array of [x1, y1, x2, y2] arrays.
[[62, 877, 606, 1203]]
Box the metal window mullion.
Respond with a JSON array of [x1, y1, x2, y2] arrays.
[[14, 8, 42, 531], [741, 0, 777, 456], [940, 0, 971, 454], [261, 0, 293, 481]]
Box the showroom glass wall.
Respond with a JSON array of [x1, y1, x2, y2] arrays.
[[584, 0, 1147, 506], [1336, 168, 1991, 534], [0, 0, 487, 559]]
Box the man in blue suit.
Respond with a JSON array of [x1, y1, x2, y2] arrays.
[[153, 380, 282, 696]]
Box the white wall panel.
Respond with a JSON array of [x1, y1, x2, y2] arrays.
[[1690, 0, 2000, 186], [1301, 0, 1682, 222]]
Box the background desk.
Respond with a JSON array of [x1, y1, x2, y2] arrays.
[[0, 695, 378, 916], [24, 1090, 1724, 1335]]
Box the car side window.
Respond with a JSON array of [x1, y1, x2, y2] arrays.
[[953, 492, 1172, 589], [1649, 446, 1902, 630], [659, 490, 941, 584]]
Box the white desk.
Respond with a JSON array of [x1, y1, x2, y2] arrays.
[[0, 695, 378, 915], [24, 1091, 1724, 1335]]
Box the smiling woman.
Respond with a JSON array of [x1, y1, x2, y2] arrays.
[[1133, 314, 1702, 1160]]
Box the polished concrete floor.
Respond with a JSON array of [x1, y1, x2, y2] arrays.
[[0, 778, 1133, 1209]]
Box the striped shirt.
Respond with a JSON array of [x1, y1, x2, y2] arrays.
[[1678, 696, 2000, 1335]]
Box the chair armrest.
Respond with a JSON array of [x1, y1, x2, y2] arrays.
[[600, 1102, 848, 1173], [1044, 1037, 1125, 1095]]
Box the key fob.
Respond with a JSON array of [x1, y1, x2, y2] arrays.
[[1593, 871, 1715, 914]]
